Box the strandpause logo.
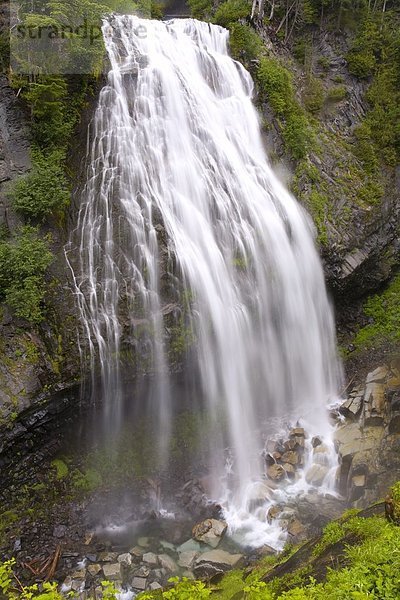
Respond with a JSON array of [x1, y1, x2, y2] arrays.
[[8, 1, 148, 75]]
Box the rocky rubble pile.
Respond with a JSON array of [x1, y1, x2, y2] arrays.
[[59, 518, 244, 598], [334, 363, 400, 506]]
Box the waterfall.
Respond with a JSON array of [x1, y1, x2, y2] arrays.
[[69, 15, 340, 547]]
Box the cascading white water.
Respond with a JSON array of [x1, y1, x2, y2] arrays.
[[69, 14, 341, 546]]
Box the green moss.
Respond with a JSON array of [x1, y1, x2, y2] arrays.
[[353, 273, 400, 350], [51, 458, 69, 480]]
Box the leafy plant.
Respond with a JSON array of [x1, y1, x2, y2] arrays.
[[0, 227, 53, 324], [10, 150, 70, 221]]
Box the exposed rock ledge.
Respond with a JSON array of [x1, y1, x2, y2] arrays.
[[334, 362, 400, 506]]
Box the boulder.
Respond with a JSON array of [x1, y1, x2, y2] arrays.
[[366, 366, 389, 384], [87, 564, 102, 577], [158, 554, 178, 572], [281, 451, 299, 465], [283, 463, 295, 478], [339, 395, 363, 421], [117, 553, 132, 567], [132, 576, 148, 591], [267, 464, 285, 481], [142, 552, 158, 566], [290, 428, 305, 437], [102, 563, 121, 580], [178, 550, 198, 569], [193, 550, 244, 578], [363, 383, 386, 425], [305, 464, 328, 486], [311, 436, 323, 448], [192, 518, 227, 548]]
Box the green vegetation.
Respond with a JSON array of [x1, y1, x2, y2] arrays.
[[0, 227, 53, 324], [213, 0, 250, 28], [229, 23, 263, 63], [347, 13, 400, 166], [135, 511, 400, 599], [10, 151, 70, 221], [0, 559, 118, 599], [256, 57, 314, 160], [50, 458, 69, 480], [353, 272, 400, 350]]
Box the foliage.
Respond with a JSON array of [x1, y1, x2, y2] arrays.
[[214, 0, 250, 28], [326, 85, 347, 103], [256, 56, 313, 159], [353, 272, 400, 350], [50, 459, 69, 480], [302, 76, 324, 114], [0, 227, 53, 324], [10, 151, 70, 221], [187, 0, 213, 19], [229, 23, 264, 63], [139, 577, 211, 599]]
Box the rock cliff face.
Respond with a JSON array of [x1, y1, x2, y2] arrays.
[[0, 74, 81, 478], [255, 26, 400, 305], [334, 362, 400, 507]]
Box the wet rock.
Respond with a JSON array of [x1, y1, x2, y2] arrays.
[[102, 563, 121, 580], [71, 569, 86, 580], [267, 505, 283, 524], [283, 463, 295, 478], [193, 550, 244, 578], [339, 395, 363, 421], [246, 482, 273, 511], [286, 518, 306, 540], [158, 554, 178, 572], [132, 576, 148, 591], [192, 518, 227, 548], [117, 553, 132, 567], [311, 436, 323, 448], [138, 537, 150, 548], [267, 463, 285, 481], [305, 464, 328, 486], [366, 366, 389, 384], [149, 582, 162, 590], [265, 452, 276, 466], [99, 552, 118, 562], [134, 565, 151, 577], [143, 552, 158, 566], [178, 550, 198, 569], [290, 428, 305, 437], [281, 450, 299, 465], [177, 539, 202, 554], [87, 564, 102, 577], [364, 383, 386, 425], [53, 524, 67, 538], [129, 546, 144, 559]]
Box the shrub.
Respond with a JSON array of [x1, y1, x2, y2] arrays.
[[327, 85, 347, 102], [303, 77, 324, 114], [256, 57, 293, 116], [10, 151, 70, 221], [283, 113, 312, 160], [187, 0, 213, 19], [229, 23, 263, 63], [214, 0, 250, 28], [0, 227, 53, 325]]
